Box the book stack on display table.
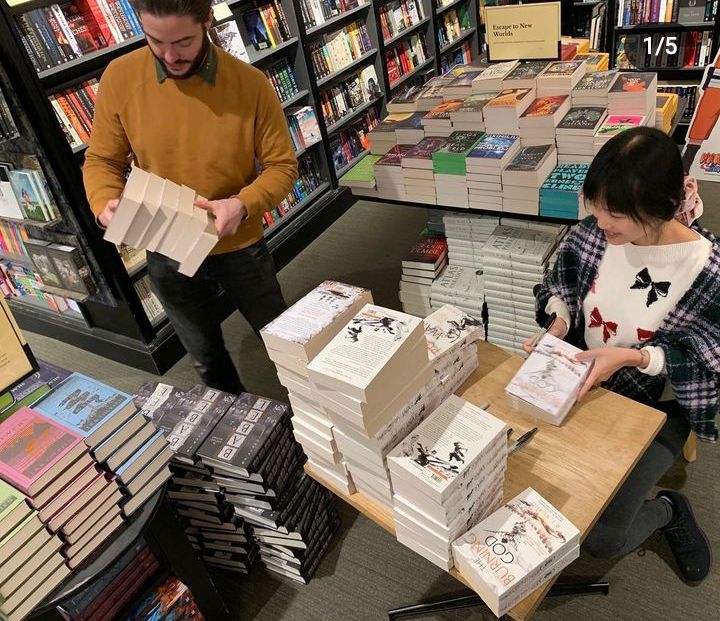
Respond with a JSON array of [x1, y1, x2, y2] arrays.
[[517, 95, 571, 147], [401, 137, 447, 204], [482, 88, 536, 134], [465, 134, 521, 212], [430, 264, 485, 322], [501, 144, 558, 217], [656, 93, 679, 134], [432, 130, 484, 209], [442, 212, 499, 271], [536, 60, 587, 97], [471, 61, 519, 93], [368, 114, 404, 155], [452, 487, 581, 617], [374, 145, 413, 201], [539, 163, 590, 219], [338, 153, 381, 198], [607, 72, 658, 120], [421, 99, 464, 137], [388, 395, 508, 571], [500, 61, 550, 91], [260, 280, 373, 493], [399, 235, 448, 317], [482, 225, 561, 354], [555, 107, 607, 164], [593, 114, 647, 154], [448, 92, 496, 131], [570, 70, 618, 108]]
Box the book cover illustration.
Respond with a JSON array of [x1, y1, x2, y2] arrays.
[[431, 265, 484, 299], [574, 71, 617, 91], [345, 306, 413, 343], [376, 144, 414, 166], [25, 244, 62, 288], [32, 373, 132, 436], [49, 250, 90, 295], [405, 137, 449, 160], [540, 164, 590, 192], [0, 361, 72, 423], [615, 35, 640, 70], [521, 96, 568, 118], [389, 85, 424, 105], [212, 20, 249, 62], [424, 100, 465, 120], [405, 237, 448, 265], [6, 170, 46, 222], [609, 72, 654, 93], [486, 88, 534, 109], [242, 10, 270, 50], [262, 281, 370, 345], [0, 407, 82, 490], [418, 76, 455, 98], [503, 62, 549, 81], [423, 305, 483, 361], [456, 93, 497, 112], [467, 134, 519, 160], [574, 53, 605, 67], [596, 115, 645, 136], [448, 70, 484, 88], [506, 145, 554, 171], [541, 61, 584, 76], [360, 65, 382, 101], [394, 112, 426, 130], [557, 107, 606, 131], [438, 131, 484, 154], [477, 61, 518, 80], [370, 113, 414, 133]]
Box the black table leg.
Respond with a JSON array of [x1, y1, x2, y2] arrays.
[[145, 496, 232, 621]]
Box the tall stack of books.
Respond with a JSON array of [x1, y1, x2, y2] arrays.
[[261, 280, 373, 493], [501, 145, 558, 216], [0, 478, 69, 621], [449, 93, 496, 131], [482, 225, 559, 353], [421, 100, 464, 137], [536, 60, 587, 97], [133, 382, 254, 573], [465, 134, 521, 212], [472, 61, 519, 93], [442, 213, 499, 270], [430, 265, 485, 322], [571, 70, 617, 108], [555, 107, 607, 164], [506, 333, 592, 425], [395, 112, 426, 145], [402, 138, 447, 205], [607, 72, 657, 123], [338, 153, 381, 198], [518, 95, 571, 147], [539, 163, 590, 219], [593, 114, 646, 154], [374, 145, 412, 201], [432, 131, 484, 208], [452, 487, 581, 617], [196, 394, 339, 583], [399, 236, 448, 317], [307, 305, 433, 508], [501, 61, 550, 91], [368, 114, 402, 155], [656, 93, 679, 134], [388, 395, 508, 570], [574, 52, 609, 72], [483, 88, 536, 134]]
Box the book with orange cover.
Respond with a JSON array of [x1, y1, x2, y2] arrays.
[[485, 88, 534, 110]]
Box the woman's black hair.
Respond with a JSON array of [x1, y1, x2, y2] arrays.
[[583, 126, 684, 226]]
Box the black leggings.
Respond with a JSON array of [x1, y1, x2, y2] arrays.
[[583, 401, 691, 558]]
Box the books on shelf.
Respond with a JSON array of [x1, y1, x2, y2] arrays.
[[452, 487, 581, 617], [386, 33, 429, 86], [212, 19, 250, 63], [267, 154, 324, 228], [133, 274, 165, 326], [287, 106, 321, 152], [242, 3, 292, 51], [0, 85, 19, 143], [379, 0, 424, 42], [505, 333, 592, 425], [309, 20, 373, 78], [263, 58, 301, 104]]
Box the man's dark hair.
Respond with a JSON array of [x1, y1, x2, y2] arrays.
[[583, 126, 684, 227], [131, 0, 212, 22]]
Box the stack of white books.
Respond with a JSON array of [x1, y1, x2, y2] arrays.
[[505, 333, 592, 425], [499, 217, 567, 240], [260, 281, 373, 492], [607, 72, 657, 118], [452, 487, 581, 617], [104, 167, 218, 277], [500, 61, 550, 90], [483, 88, 536, 134], [307, 305, 432, 507], [517, 95, 570, 146], [432, 131, 485, 209], [443, 70, 485, 99], [465, 134, 522, 211], [571, 70, 617, 107], [422, 100, 465, 137], [402, 138, 448, 205], [448, 93, 497, 131], [555, 107, 607, 164], [374, 145, 412, 201], [443, 213, 499, 270], [430, 265, 485, 322], [482, 225, 559, 353], [388, 395, 509, 570], [472, 61, 519, 93], [500, 145, 558, 216], [400, 236, 448, 317], [395, 112, 427, 145], [368, 115, 402, 155], [536, 60, 586, 97]]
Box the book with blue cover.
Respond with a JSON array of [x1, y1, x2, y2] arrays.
[[466, 134, 520, 166], [32, 373, 136, 447], [0, 360, 71, 423]]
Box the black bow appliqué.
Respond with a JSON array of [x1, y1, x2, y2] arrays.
[[630, 268, 670, 307]]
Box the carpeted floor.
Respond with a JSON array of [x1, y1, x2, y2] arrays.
[[24, 196, 720, 621]]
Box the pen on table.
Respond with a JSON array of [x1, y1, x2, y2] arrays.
[[508, 427, 538, 454], [528, 312, 557, 350]]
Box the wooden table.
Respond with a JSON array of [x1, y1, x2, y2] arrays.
[[306, 341, 667, 621]]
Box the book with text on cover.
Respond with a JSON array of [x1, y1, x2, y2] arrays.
[[423, 304, 483, 362], [595, 114, 645, 136], [573, 70, 617, 93], [486, 88, 534, 110], [0, 407, 85, 496], [556, 107, 607, 135], [402, 236, 448, 271]]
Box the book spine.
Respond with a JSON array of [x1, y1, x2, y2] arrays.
[[50, 4, 82, 57], [118, 0, 142, 35], [77, 0, 113, 46], [38, 8, 71, 63], [95, 0, 124, 43], [55, 93, 91, 143], [14, 22, 44, 72], [63, 89, 93, 135], [106, 0, 133, 40], [25, 10, 63, 67], [49, 95, 84, 148]]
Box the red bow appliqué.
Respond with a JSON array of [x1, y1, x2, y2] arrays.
[[637, 328, 656, 342], [589, 307, 617, 343]]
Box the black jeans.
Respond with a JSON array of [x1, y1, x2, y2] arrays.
[[583, 401, 691, 558], [146, 239, 287, 394]]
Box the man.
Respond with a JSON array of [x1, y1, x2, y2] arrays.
[[84, 0, 297, 394]]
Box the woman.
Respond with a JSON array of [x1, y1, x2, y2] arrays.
[[527, 127, 718, 582]]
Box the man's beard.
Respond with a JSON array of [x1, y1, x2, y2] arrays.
[[152, 28, 210, 79]]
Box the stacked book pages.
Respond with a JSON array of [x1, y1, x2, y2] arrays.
[[505, 333, 592, 425], [430, 265, 485, 323], [501, 145, 558, 216], [431, 131, 484, 208], [400, 236, 448, 317], [481, 225, 560, 354], [388, 395, 508, 570], [483, 88, 536, 134], [442, 213, 498, 270], [261, 280, 373, 494], [452, 487, 580, 617], [555, 107, 607, 164], [539, 163, 590, 220], [402, 137, 447, 204], [570, 71, 617, 108], [104, 167, 218, 277], [465, 134, 521, 211], [536, 60, 587, 97], [517, 95, 571, 147], [375, 145, 412, 202]]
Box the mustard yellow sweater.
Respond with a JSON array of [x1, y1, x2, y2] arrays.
[[83, 46, 298, 254]]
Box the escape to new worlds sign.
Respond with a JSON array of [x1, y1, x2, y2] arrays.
[[485, 2, 562, 62]]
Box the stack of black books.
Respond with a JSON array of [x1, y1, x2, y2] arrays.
[[196, 393, 340, 583], [133, 383, 258, 574]]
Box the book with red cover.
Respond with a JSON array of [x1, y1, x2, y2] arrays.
[[402, 236, 448, 271], [0, 407, 84, 496]]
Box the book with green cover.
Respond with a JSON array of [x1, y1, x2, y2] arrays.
[[339, 154, 381, 188], [0, 479, 31, 541], [432, 131, 484, 175]]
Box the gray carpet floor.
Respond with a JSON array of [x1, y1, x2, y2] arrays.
[[24, 197, 720, 621]]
